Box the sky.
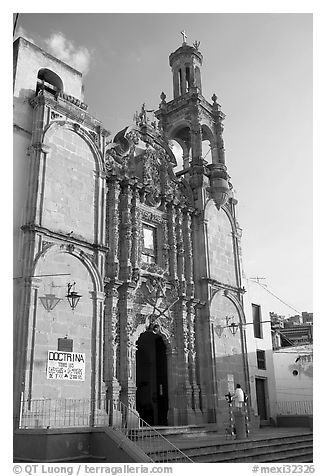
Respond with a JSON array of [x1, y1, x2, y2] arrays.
[[13, 11, 313, 314]]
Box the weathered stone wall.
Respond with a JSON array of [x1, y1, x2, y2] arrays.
[[14, 38, 83, 105], [42, 127, 96, 242], [13, 131, 31, 279], [206, 201, 237, 286], [25, 250, 94, 401], [210, 292, 245, 394], [210, 292, 246, 428]]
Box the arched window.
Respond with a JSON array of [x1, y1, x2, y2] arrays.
[[36, 68, 63, 97], [194, 66, 202, 93], [185, 66, 190, 92], [178, 69, 182, 96]]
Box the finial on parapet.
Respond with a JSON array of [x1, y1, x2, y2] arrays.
[[134, 103, 155, 127], [160, 91, 166, 103], [211, 93, 221, 112], [193, 40, 200, 50]]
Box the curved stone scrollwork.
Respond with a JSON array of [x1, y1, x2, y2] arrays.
[[104, 123, 194, 209], [133, 270, 179, 336]]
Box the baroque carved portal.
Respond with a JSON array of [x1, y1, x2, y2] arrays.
[[133, 270, 179, 338]]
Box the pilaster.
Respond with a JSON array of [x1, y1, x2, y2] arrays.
[[119, 181, 133, 282], [130, 184, 142, 281], [90, 290, 110, 426], [118, 283, 139, 422], [183, 209, 195, 298], [175, 206, 186, 294], [22, 277, 42, 404], [103, 284, 122, 426], [186, 300, 202, 422], [106, 177, 121, 280], [166, 201, 177, 282]]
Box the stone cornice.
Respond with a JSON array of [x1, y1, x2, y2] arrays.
[[21, 223, 109, 252], [157, 92, 216, 117], [202, 277, 246, 295], [29, 92, 109, 135]]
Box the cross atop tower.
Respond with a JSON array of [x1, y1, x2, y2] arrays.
[[181, 30, 187, 44]]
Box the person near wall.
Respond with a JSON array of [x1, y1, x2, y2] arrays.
[[233, 383, 245, 412]]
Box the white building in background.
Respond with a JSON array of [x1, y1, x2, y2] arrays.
[[243, 278, 278, 425], [243, 277, 313, 426], [273, 345, 313, 408]]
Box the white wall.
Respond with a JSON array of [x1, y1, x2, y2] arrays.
[[273, 345, 313, 404], [243, 278, 278, 420]]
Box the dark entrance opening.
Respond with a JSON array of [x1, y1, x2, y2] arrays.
[[255, 377, 268, 422], [136, 331, 168, 426]]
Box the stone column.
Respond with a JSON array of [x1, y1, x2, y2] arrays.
[[176, 299, 196, 424], [14, 230, 42, 427], [167, 346, 179, 425], [130, 184, 141, 281], [161, 198, 170, 273], [90, 290, 110, 426], [118, 284, 139, 427], [191, 210, 214, 422], [106, 176, 121, 280], [166, 201, 177, 282], [190, 120, 203, 163], [25, 142, 51, 227], [103, 284, 122, 426], [210, 143, 219, 165], [187, 300, 203, 422], [180, 67, 186, 95], [22, 277, 42, 403], [175, 206, 186, 295], [28, 96, 51, 227], [183, 209, 195, 298], [119, 180, 132, 282], [183, 152, 190, 169], [97, 171, 107, 247]]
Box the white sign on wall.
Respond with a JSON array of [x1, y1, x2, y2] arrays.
[[227, 374, 235, 393], [47, 351, 85, 381]]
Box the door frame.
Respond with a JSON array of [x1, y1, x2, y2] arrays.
[[255, 376, 270, 424], [135, 330, 169, 426]]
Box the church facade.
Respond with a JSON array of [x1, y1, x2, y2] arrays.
[[13, 36, 250, 429]]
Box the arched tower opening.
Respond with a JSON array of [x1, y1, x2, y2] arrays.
[[167, 124, 192, 171], [36, 68, 63, 96]]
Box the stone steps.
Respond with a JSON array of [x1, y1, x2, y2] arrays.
[[131, 426, 313, 463]]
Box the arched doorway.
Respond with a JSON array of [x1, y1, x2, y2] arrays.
[[136, 330, 169, 426]]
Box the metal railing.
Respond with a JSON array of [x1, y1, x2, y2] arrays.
[[18, 396, 193, 463], [18, 397, 101, 429], [117, 400, 193, 463], [276, 400, 313, 415]]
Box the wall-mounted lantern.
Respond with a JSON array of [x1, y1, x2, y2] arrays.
[[66, 282, 82, 310], [224, 316, 272, 336], [213, 323, 224, 337], [39, 293, 62, 312], [226, 316, 239, 336]]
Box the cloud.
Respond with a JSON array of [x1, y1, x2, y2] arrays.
[[14, 28, 92, 75], [14, 26, 36, 45], [45, 33, 91, 75]]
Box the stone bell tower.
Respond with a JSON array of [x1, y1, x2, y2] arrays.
[[156, 34, 249, 426], [155, 33, 230, 205]]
